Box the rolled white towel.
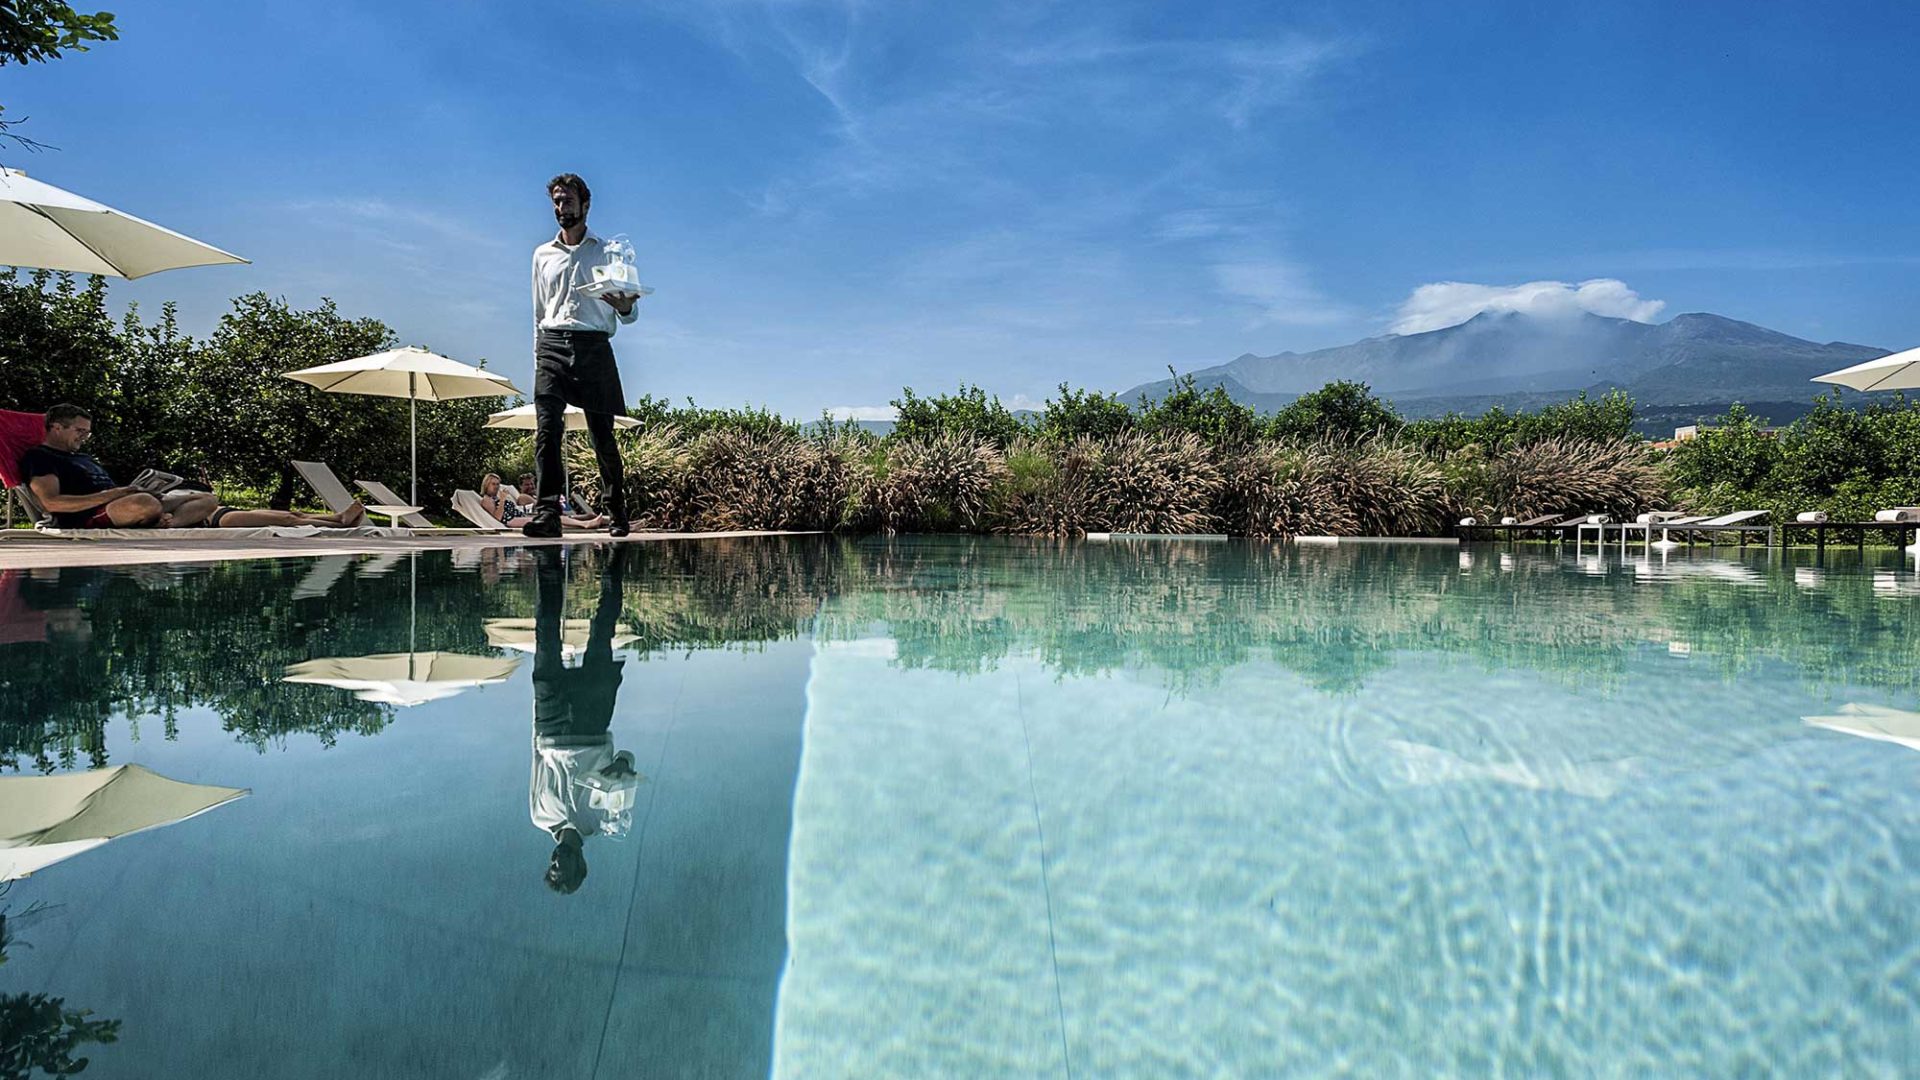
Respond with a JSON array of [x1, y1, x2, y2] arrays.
[[1458, 516, 1477, 527], [1500, 516, 1517, 526], [1875, 507, 1920, 523], [1795, 511, 1828, 524], [1586, 514, 1611, 525], [1636, 513, 1653, 524]]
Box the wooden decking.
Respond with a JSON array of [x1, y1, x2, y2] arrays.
[[0, 529, 820, 570]]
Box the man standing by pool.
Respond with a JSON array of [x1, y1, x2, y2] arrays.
[[527, 173, 637, 538]]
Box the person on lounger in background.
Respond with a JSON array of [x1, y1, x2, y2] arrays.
[[483, 472, 604, 530], [518, 472, 588, 518], [24, 404, 369, 530]]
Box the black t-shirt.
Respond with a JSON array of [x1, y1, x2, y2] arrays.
[[19, 445, 117, 527]]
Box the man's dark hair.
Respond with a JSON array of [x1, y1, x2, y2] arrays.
[[548, 173, 590, 209], [44, 404, 89, 429], [546, 843, 587, 895]]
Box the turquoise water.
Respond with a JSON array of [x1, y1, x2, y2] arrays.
[[1, 538, 1915, 1078]]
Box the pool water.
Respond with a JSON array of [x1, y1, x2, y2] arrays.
[[1, 537, 1915, 1078]]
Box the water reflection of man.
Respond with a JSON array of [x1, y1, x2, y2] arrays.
[[529, 548, 638, 895]]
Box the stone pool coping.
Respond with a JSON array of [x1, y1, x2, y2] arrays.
[[0, 529, 822, 569]]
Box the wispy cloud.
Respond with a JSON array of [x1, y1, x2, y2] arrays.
[[1211, 258, 1354, 326], [1390, 278, 1665, 335], [825, 403, 897, 421], [286, 197, 505, 253]]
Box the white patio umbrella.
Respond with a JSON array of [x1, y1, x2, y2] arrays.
[[0, 166, 248, 277], [483, 403, 641, 432], [1812, 346, 1919, 392], [485, 403, 640, 505], [283, 650, 521, 707], [282, 552, 521, 706], [283, 347, 523, 505], [0, 764, 248, 881], [484, 616, 639, 660]]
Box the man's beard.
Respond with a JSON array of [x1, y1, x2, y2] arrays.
[[555, 208, 584, 230]]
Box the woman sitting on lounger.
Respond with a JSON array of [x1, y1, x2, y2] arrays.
[[481, 473, 605, 529]]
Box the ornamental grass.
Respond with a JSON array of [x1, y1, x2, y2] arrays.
[[566, 426, 1667, 537]]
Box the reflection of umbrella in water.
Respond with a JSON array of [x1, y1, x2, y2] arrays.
[[283, 552, 519, 707], [0, 764, 248, 881], [283, 651, 519, 707], [484, 617, 638, 660], [1804, 704, 1920, 753]]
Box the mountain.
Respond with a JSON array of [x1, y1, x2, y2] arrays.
[[1122, 311, 1888, 419]]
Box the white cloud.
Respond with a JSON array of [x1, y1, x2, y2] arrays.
[[1211, 258, 1353, 326], [825, 404, 898, 421], [1391, 278, 1665, 335]]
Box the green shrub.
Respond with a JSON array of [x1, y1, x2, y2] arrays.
[[890, 385, 1027, 448], [1036, 383, 1134, 442], [1134, 371, 1262, 447], [1267, 381, 1402, 444]]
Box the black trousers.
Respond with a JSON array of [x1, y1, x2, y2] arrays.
[[533, 329, 626, 516], [532, 547, 625, 743]]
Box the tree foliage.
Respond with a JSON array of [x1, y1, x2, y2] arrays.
[[890, 384, 1027, 447], [1133, 371, 1261, 447], [1268, 380, 1403, 444], [0, 1, 117, 67], [1404, 390, 1639, 453], [0, 0, 120, 150], [1664, 393, 1920, 527], [0, 274, 519, 513], [0, 991, 119, 1079]]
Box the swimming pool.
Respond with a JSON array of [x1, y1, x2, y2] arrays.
[[1, 537, 1914, 1077]]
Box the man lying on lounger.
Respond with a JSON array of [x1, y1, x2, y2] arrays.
[[23, 404, 368, 530]]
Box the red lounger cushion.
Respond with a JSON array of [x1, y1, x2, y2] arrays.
[[0, 410, 46, 490]]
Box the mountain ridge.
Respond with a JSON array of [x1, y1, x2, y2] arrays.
[[1122, 310, 1889, 417]]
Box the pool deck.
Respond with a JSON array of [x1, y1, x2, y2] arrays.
[[0, 529, 821, 569]]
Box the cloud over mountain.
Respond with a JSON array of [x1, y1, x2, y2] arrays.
[[1390, 278, 1665, 335]]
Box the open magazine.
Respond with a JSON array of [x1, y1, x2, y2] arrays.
[[129, 468, 183, 494]]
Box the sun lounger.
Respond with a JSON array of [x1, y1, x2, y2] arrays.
[[450, 489, 511, 531], [1, 410, 48, 529], [1464, 513, 1559, 541], [1516, 514, 1589, 541], [1665, 510, 1774, 547], [291, 460, 360, 516], [353, 479, 437, 529], [291, 555, 356, 600]]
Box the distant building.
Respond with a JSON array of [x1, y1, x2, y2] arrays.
[[1651, 422, 1781, 451]]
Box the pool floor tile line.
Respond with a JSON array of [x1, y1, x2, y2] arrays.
[[588, 664, 687, 1080], [1016, 670, 1078, 1080]]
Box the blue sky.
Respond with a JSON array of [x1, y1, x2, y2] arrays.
[[3, 1, 1918, 417]]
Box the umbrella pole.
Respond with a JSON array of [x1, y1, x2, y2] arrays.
[[409, 374, 418, 507]]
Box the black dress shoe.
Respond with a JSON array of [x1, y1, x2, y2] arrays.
[[522, 515, 562, 539], [607, 521, 630, 538]]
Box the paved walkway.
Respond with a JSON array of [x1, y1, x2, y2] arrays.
[[0, 529, 819, 569]]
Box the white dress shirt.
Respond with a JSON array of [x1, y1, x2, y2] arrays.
[[531, 229, 641, 336], [530, 740, 634, 840]]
